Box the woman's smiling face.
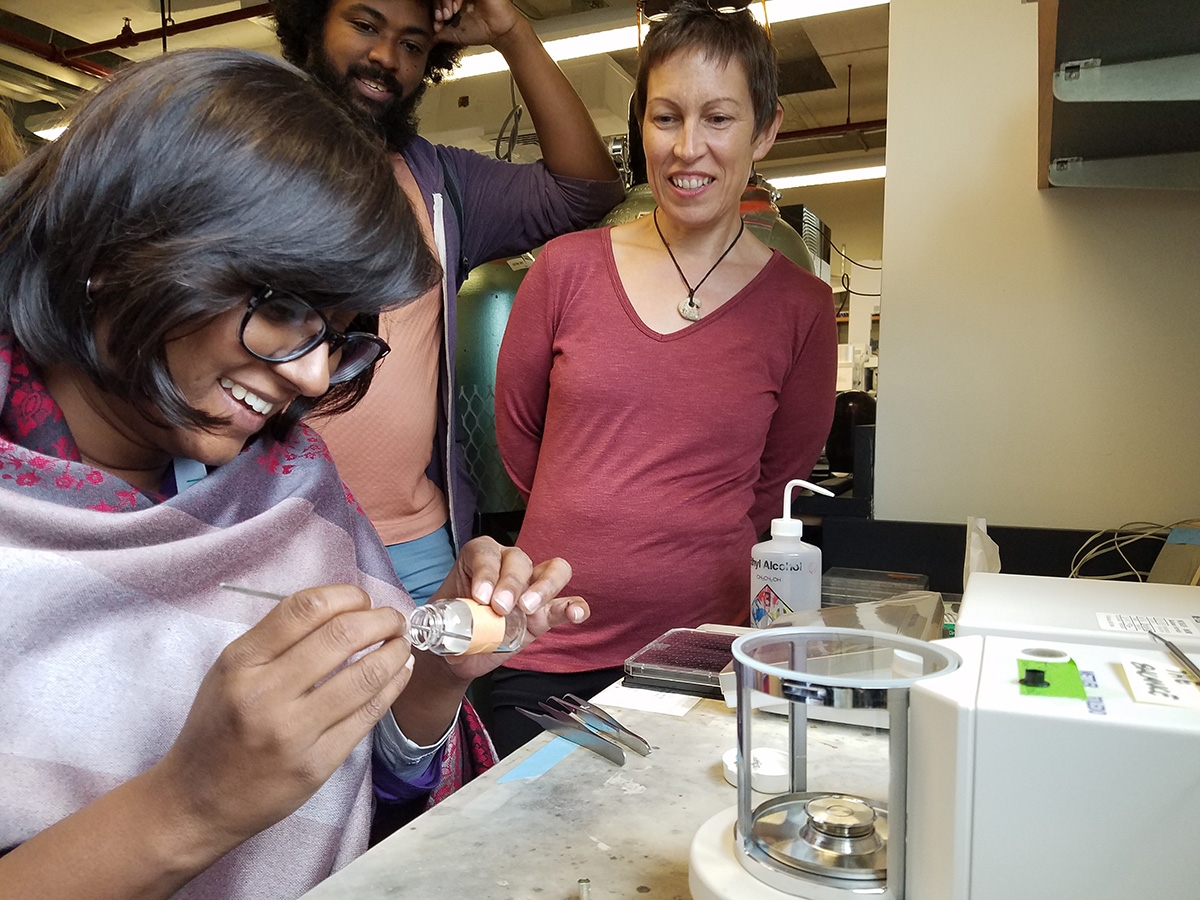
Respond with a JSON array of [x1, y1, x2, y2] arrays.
[[641, 47, 780, 232], [157, 305, 333, 465], [72, 301, 338, 479]]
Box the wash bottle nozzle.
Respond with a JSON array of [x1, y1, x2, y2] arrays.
[[770, 478, 835, 539]]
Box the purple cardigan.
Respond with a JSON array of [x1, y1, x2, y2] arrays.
[[401, 137, 624, 549]]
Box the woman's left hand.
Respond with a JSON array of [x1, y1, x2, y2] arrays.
[[431, 536, 589, 681], [391, 537, 587, 743]]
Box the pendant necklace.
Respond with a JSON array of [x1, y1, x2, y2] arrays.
[[653, 208, 745, 322]]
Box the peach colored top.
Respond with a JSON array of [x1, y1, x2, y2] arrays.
[[316, 158, 448, 544]]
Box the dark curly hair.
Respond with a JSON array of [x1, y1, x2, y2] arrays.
[[273, 0, 463, 85], [0, 48, 440, 438]]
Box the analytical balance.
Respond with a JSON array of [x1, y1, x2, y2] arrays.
[[689, 627, 960, 899]]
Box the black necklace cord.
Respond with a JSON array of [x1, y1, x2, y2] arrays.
[[653, 208, 745, 316]]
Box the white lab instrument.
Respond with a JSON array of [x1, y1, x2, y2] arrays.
[[957, 571, 1200, 650], [689, 574, 1200, 899]]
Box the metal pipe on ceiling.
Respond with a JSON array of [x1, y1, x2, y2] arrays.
[[776, 118, 887, 143], [60, 3, 272, 59], [0, 3, 273, 94], [0, 26, 110, 79]]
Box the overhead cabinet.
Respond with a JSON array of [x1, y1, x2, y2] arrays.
[[1037, 0, 1200, 189]]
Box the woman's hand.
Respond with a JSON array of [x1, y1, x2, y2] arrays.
[[155, 585, 413, 853], [427, 537, 590, 683]]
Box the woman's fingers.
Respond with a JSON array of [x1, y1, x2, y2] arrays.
[[219, 585, 374, 670], [306, 631, 414, 735], [160, 586, 415, 843], [524, 594, 590, 638], [278, 605, 408, 690], [512, 555, 573, 615], [308, 637, 415, 764]]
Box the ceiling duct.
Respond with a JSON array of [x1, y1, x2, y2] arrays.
[[0, 58, 85, 105]]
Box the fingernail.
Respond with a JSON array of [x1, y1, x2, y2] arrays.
[[570, 605, 584, 622], [519, 592, 541, 614], [475, 581, 494, 604], [493, 589, 514, 614]]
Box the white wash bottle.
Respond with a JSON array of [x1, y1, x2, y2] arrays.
[[750, 479, 834, 627]]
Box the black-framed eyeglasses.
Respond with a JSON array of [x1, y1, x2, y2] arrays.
[[238, 286, 390, 386]]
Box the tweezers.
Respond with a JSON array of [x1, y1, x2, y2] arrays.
[[516, 705, 626, 766], [550, 694, 652, 757]]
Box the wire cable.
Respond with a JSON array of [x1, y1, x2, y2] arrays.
[[1069, 519, 1200, 581], [837, 271, 880, 298], [494, 75, 524, 162], [829, 242, 881, 270]]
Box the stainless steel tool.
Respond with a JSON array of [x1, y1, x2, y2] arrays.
[[551, 694, 652, 756], [515, 704, 627, 766], [1149, 631, 1200, 685]]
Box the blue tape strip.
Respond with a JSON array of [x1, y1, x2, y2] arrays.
[[496, 737, 578, 783], [1167, 528, 1200, 546]]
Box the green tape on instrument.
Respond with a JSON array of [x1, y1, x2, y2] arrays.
[[1017, 658, 1087, 699]]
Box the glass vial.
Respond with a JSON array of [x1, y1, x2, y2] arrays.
[[407, 598, 526, 656]]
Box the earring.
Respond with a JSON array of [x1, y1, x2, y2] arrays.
[[84, 277, 95, 306]]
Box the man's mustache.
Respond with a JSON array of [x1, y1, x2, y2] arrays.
[[347, 63, 403, 98]]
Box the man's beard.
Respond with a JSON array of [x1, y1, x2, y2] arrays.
[[308, 48, 426, 151]]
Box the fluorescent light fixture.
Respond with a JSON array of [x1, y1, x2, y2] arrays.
[[24, 108, 70, 141], [766, 165, 886, 188], [447, 0, 889, 80]]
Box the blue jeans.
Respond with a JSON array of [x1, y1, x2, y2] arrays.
[[385, 525, 456, 607]]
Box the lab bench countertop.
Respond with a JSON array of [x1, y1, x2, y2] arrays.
[[299, 694, 888, 900]]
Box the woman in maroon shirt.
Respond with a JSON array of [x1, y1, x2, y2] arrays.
[[492, 0, 837, 756]]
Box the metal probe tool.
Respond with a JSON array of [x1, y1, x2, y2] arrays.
[[1148, 631, 1200, 685]]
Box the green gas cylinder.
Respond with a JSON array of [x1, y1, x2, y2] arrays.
[[455, 254, 533, 516]]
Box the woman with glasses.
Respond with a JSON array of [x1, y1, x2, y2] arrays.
[[491, 0, 836, 755], [0, 48, 585, 899]]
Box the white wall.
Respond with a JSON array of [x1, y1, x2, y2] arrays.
[[876, 0, 1200, 529]]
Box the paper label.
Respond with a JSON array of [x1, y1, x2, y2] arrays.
[[1119, 654, 1200, 709], [1095, 613, 1199, 637], [464, 600, 506, 655]]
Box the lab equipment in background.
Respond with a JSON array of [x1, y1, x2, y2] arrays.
[[779, 203, 832, 285], [623, 627, 739, 699], [824, 391, 875, 475], [962, 516, 1001, 591], [751, 479, 835, 627], [456, 256, 533, 526], [957, 571, 1200, 651], [1148, 524, 1200, 584], [772, 591, 945, 643], [409, 597, 526, 656], [720, 592, 946, 730], [690, 628, 961, 900], [820, 567, 929, 607]]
